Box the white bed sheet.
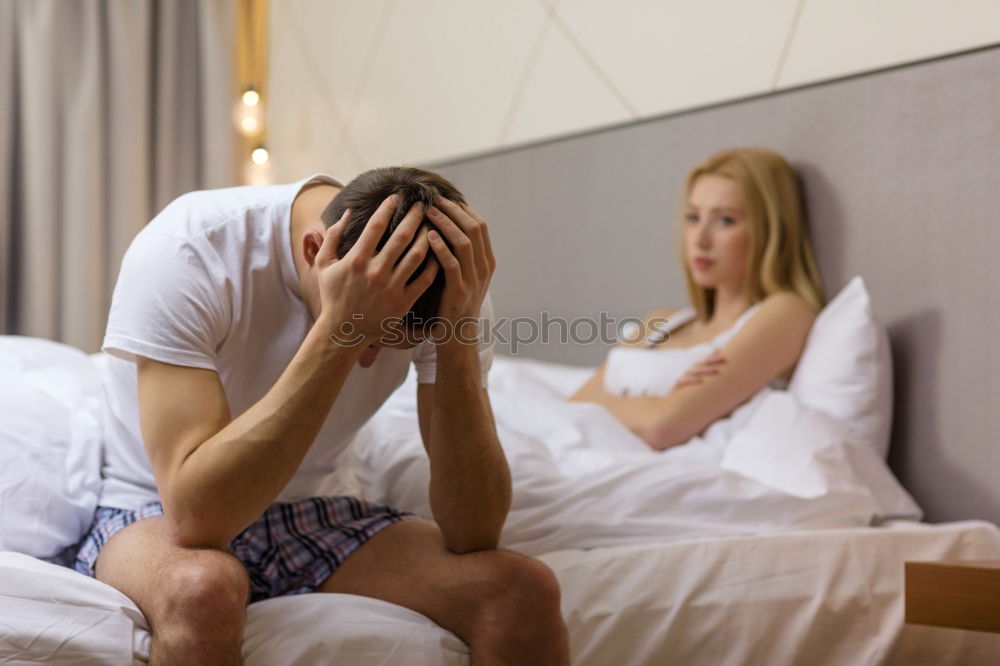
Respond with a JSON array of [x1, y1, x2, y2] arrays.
[[0, 551, 468, 665], [540, 519, 1000, 666], [3, 520, 999, 665]]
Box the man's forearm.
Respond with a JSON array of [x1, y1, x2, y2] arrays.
[[426, 341, 512, 553], [166, 317, 364, 547]]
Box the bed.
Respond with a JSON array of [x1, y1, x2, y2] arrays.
[[4, 521, 1000, 665], [3, 316, 1000, 665], [4, 43, 1000, 665]]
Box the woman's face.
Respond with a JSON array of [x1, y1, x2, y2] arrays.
[[684, 174, 751, 292]]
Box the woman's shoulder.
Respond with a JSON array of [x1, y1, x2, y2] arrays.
[[737, 292, 818, 384], [754, 291, 817, 322], [738, 291, 816, 347]]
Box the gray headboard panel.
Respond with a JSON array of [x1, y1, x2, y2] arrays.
[[433, 44, 1000, 525]]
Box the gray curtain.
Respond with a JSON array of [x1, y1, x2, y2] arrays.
[[0, 0, 236, 352]]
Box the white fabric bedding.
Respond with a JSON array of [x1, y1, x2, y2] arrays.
[[346, 356, 921, 556], [541, 519, 1000, 666], [1, 343, 994, 665], [4, 520, 1000, 665], [0, 551, 468, 665], [0, 337, 104, 559]]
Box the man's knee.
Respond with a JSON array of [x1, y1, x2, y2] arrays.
[[474, 552, 565, 640], [157, 551, 250, 626]]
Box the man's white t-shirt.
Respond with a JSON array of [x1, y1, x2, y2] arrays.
[[99, 174, 492, 510]]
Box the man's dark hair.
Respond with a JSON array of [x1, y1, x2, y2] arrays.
[[320, 166, 466, 331]]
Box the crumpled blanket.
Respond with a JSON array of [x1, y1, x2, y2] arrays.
[[342, 356, 922, 556]]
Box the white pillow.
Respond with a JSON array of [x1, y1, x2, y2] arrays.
[[787, 277, 893, 459], [0, 336, 104, 558], [720, 390, 921, 520]]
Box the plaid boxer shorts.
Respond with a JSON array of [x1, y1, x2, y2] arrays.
[[74, 496, 415, 602]]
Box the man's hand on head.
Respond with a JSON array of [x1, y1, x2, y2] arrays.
[[425, 197, 496, 342], [415, 198, 507, 551], [315, 195, 439, 346]]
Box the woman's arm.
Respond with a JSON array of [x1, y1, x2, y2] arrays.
[[568, 362, 610, 402], [574, 293, 815, 450]]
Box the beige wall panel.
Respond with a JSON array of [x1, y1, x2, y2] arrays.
[[779, 0, 1000, 87]]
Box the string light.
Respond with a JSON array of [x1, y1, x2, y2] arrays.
[[239, 114, 259, 135], [234, 85, 263, 137], [235, 84, 268, 181], [236, 1, 269, 184], [244, 144, 271, 185], [242, 88, 261, 107]]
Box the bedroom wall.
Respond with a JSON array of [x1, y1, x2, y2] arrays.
[[266, 0, 1000, 182], [263, 3, 1000, 524], [427, 45, 1000, 526]]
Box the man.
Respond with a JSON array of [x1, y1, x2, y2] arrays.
[[75, 167, 570, 665]]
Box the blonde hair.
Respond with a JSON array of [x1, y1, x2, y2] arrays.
[[677, 148, 825, 319]]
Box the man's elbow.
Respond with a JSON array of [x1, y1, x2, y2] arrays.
[[163, 500, 232, 550], [442, 526, 505, 555], [172, 525, 232, 551], [438, 495, 511, 554]]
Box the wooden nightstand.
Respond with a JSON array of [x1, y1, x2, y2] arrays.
[[905, 560, 1000, 634]]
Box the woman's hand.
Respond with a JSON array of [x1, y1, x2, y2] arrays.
[[673, 349, 726, 388]]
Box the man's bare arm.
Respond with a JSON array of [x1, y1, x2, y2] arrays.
[[417, 355, 510, 555], [414, 197, 510, 554], [140, 196, 439, 549], [138, 324, 365, 549]]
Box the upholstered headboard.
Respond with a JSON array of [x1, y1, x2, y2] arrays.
[[433, 44, 1000, 525]]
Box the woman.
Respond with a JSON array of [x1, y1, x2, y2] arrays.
[[570, 148, 825, 451]]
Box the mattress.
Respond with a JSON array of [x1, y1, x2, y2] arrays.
[[3, 519, 999, 665]]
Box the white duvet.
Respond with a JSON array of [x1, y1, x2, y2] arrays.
[[347, 356, 922, 556]]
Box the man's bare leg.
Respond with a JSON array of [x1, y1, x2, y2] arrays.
[[94, 517, 250, 666], [319, 519, 570, 666]]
